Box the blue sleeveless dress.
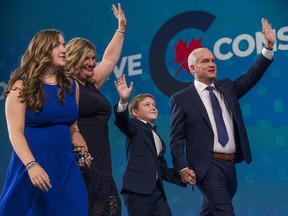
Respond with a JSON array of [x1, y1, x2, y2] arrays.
[[0, 81, 88, 216]]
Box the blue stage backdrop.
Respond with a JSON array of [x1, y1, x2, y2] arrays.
[[0, 1, 288, 215]]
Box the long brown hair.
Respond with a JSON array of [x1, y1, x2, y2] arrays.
[[4, 29, 73, 112]]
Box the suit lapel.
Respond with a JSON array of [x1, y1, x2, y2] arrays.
[[158, 136, 166, 157], [142, 120, 162, 155], [187, 84, 211, 128], [215, 81, 237, 119]]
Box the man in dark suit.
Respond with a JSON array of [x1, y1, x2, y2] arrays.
[[169, 18, 275, 215], [114, 74, 186, 216]]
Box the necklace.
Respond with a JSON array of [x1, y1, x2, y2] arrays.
[[42, 77, 57, 85], [43, 80, 57, 85], [73, 76, 86, 85]]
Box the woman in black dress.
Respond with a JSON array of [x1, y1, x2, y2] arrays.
[[65, 3, 126, 216]]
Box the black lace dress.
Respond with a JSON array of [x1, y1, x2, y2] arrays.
[[76, 80, 121, 216]]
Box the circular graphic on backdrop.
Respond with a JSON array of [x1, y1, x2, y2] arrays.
[[149, 11, 216, 96]]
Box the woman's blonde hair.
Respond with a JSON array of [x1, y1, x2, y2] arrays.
[[65, 37, 96, 83], [4, 29, 73, 112]]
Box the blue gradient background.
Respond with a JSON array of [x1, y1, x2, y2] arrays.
[[0, 1, 288, 215]]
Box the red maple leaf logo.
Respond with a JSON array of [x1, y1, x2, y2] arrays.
[[174, 38, 203, 76]]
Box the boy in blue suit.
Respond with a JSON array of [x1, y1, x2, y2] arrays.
[[114, 74, 192, 216]]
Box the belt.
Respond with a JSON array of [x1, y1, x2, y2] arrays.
[[213, 152, 235, 161]]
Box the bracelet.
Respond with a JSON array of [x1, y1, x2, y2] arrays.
[[70, 128, 80, 136], [116, 29, 125, 34], [25, 160, 36, 167], [26, 161, 39, 171], [73, 130, 80, 136]]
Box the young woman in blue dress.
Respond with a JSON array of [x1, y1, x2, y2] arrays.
[[0, 29, 89, 216]]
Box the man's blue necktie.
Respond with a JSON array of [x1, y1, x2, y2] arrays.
[[206, 86, 229, 146]]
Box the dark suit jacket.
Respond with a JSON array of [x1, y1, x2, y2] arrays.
[[170, 54, 273, 182], [114, 106, 185, 198]]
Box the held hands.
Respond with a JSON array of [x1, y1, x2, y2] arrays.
[[71, 123, 93, 168], [261, 18, 275, 50], [114, 74, 133, 104], [73, 144, 94, 169], [112, 3, 126, 33], [179, 168, 197, 185]]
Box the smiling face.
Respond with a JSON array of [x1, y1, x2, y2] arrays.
[[51, 34, 66, 69], [65, 38, 96, 82], [130, 95, 158, 125], [79, 49, 96, 79], [189, 48, 217, 85]]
